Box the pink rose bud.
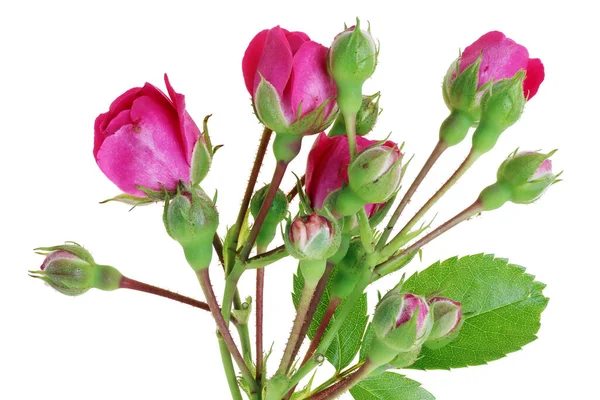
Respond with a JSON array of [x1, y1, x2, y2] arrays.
[[441, 31, 545, 147], [30, 244, 122, 296], [306, 133, 396, 219], [425, 297, 463, 349], [285, 213, 340, 261], [479, 150, 559, 210], [94, 74, 205, 197], [242, 27, 338, 139], [369, 292, 432, 365]]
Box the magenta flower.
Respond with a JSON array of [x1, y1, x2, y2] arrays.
[[94, 74, 201, 196], [458, 31, 545, 99], [242, 27, 337, 135], [306, 133, 399, 217]]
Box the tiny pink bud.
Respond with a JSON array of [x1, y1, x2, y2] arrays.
[[396, 294, 430, 335], [285, 213, 340, 260], [426, 297, 463, 345]]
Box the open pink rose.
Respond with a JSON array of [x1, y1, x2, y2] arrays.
[[242, 27, 337, 135], [459, 31, 544, 99], [94, 74, 201, 196], [306, 133, 399, 217]]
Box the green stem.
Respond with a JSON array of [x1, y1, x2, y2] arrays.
[[344, 112, 357, 158], [195, 269, 258, 396], [218, 336, 244, 400], [374, 200, 484, 278], [382, 147, 481, 256], [285, 271, 371, 393], [256, 245, 267, 389], [357, 208, 374, 254], [277, 269, 321, 375], [309, 362, 363, 396], [245, 245, 288, 269], [307, 360, 375, 400], [222, 262, 245, 325], [376, 140, 448, 250]]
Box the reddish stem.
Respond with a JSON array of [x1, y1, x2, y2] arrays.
[[302, 296, 341, 365], [119, 276, 209, 312], [256, 267, 265, 384]]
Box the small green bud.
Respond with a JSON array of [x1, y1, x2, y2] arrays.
[[328, 19, 378, 116], [329, 92, 381, 137], [30, 244, 122, 296], [347, 143, 403, 204], [250, 184, 288, 249], [471, 71, 527, 154], [163, 186, 219, 270], [442, 57, 483, 123], [330, 239, 366, 300], [285, 213, 341, 261], [424, 297, 463, 349]]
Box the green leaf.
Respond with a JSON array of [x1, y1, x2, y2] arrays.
[[359, 323, 374, 363], [402, 254, 548, 370], [350, 372, 435, 400], [292, 266, 368, 372]]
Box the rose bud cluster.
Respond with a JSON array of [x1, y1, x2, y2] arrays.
[[336, 142, 403, 216], [368, 292, 433, 366], [163, 187, 219, 270], [441, 31, 545, 148], [250, 184, 289, 250], [479, 150, 559, 211], [94, 74, 211, 197], [243, 26, 338, 162], [29, 243, 122, 296], [306, 133, 399, 223], [328, 19, 378, 118]]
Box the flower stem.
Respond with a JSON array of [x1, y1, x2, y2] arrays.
[[196, 268, 258, 395], [376, 140, 448, 249], [218, 336, 244, 400], [382, 147, 480, 256], [309, 363, 363, 396], [277, 272, 320, 375], [374, 200, 484, 277], [222, 262, 245, 325], [256, 245, 267, 388], [239, 161, 289, 262], [119, 276, 215, 315], [301, 296, 341, 366], [344, 112, 358, 158], [227, 127, 273, 272], [307, 360, 375, 400], [357, 208, 374, 254]]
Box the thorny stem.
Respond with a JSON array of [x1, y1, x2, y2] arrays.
[[239, 161, 289, 262], [309, 363, 363, 396], [196, 269, 259, 395], [376, 140, 448, 249], [382, 148, 481, 256], [218, 336, 244, 400], [301, 296, 341, 366], [307, 360, 375, 400], [256, 245, 267, 388]]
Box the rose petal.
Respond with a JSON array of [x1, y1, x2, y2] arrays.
[[255, 26, 293, 98], [164, 73, 201, 162], [523, 58, 545, 100], [285, 31, 310, 54], [289, 41, 336, 119], [242, 29, 268, 95]]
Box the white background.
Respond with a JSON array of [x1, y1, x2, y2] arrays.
[[1, 0, 597, 399]]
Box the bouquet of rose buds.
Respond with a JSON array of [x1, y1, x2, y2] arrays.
[[30, 20, 558, 400]]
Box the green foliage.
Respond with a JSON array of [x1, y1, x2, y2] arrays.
[[350, 372, 435, 400], [402, 254, 548, 369], [292, 266, 368, 371]]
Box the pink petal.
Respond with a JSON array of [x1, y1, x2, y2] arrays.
[[96, 95, 190, 196], [285, 31, 310, 54], [164, 74, 201, 162], [242, 29, 268, 95], [94, 87, 141, 157], [460, 31, 529, 88], [289, 41, 336, 119], [523, 58, 545, 100], [255, 27, 293, 98]]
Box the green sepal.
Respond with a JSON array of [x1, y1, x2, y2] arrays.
[[288, 97, 339, 136], [329, 92, 381, 137], [99, 193, 156, 207], [254, 75, 289, 133], [190, 115, 214, 186], [443, 56, 482, 120], [35, 242, 95, 264], [250, 184, 288, 249], [29, 258, 94, 297], [231, 297, 252, 325], [497, 149, 557, 185]]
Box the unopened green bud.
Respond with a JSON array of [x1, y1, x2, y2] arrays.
[[424, 297, 463, 349], [250, 184, 288, 249], [30, 244, 122, 296], [328, 19, 378, 116], [163, 187, 219, 270], [347, 143, 403, 204], [472, 71, 526, 154], [329, 92, 381, 137]]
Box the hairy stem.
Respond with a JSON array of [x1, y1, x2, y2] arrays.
[[345, 112, 357, 158], [307, 360, 374, 400], [256, 245, 267, 388], [383, 148, 480, 256], [376, 140, 448, 249], [219, 336, 244, 400], [301, 296, 341, 366]]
